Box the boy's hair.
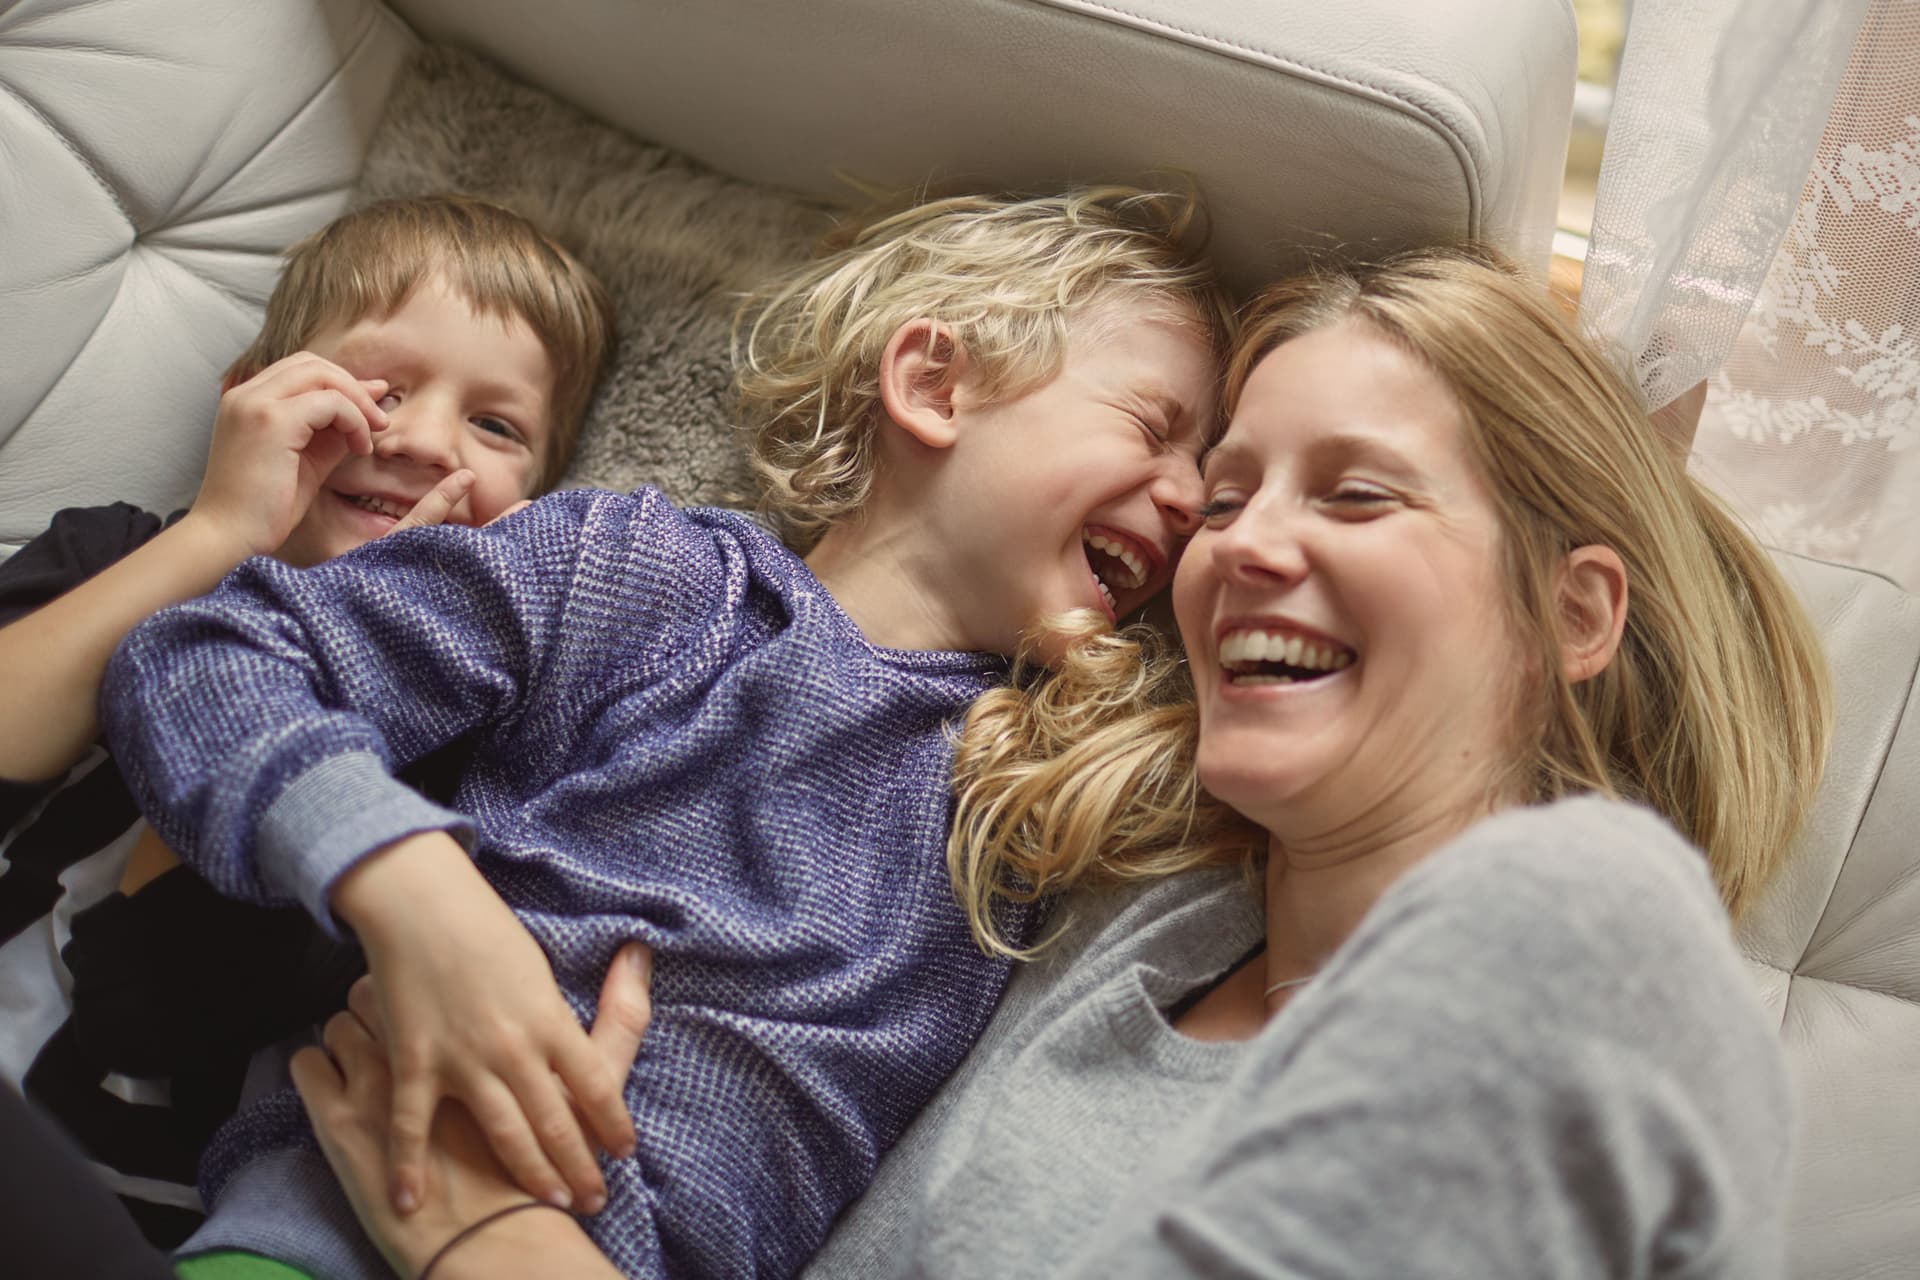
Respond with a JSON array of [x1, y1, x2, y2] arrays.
[[735, 187, 1236, 549], [229, 194, 616, 488]]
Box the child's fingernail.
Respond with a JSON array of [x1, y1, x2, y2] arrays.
[[548, 1188, 573, 1211], [584, 1192, 606, 1215], [394, 1184, 418, 1213]]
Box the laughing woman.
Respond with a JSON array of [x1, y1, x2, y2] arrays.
[[301, 246, 1830, 1279]]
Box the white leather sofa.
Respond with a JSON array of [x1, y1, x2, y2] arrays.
[[0, 2, 1912, 1276]]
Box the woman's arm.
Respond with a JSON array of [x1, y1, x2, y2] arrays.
[[293, 943, 654, 1280]]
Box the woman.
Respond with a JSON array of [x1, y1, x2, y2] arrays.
[[299, 245, 1830, 1278]]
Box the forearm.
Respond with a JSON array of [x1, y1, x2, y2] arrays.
[[99, 552, 478, 917], [0, 513, 252, 780]]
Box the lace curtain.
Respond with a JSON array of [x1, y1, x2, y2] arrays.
[[1580, 0, 1918, 590]]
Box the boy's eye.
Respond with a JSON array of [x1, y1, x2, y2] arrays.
[[472, 415, 522, 443]]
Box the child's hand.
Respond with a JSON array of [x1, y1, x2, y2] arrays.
[[388, 471, 480, 536], [190, 352, 390, 558], [293, 945, 652, 1279], [330, 833, 638, 1217]]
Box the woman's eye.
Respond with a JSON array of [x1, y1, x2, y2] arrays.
[[1329, 485, 1395, 509]]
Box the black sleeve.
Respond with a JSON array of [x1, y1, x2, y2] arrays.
[[0, 503, 175, 627]]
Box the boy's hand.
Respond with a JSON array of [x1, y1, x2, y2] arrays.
[[293, 944, 652, 1279], [190, 352, 390, 559], [330, 832, 638, 1217], [389, 471, 480, 536]]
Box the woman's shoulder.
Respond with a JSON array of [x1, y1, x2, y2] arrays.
[[1400, 795, 1728, 941]]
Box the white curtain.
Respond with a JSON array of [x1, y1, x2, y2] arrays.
[[1581, 0, 1919, 590]]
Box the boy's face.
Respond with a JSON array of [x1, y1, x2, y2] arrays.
[[274, 276, 556, 567], [926, 300, 1216, 656]]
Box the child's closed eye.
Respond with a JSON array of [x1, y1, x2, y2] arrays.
[[471, 415, 523, 443]]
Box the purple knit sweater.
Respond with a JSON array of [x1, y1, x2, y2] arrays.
[[101, 486, 1024, 1279]]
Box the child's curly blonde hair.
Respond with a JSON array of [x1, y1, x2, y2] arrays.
[[735, 187, 1235, 548]]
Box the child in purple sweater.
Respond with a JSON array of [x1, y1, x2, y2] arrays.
[[101, 188, 1232, 1279]]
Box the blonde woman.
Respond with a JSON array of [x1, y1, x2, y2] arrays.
[[297, 246, 1827, 1280]]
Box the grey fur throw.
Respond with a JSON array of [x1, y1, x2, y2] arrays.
[[356, 45, 835, 506]]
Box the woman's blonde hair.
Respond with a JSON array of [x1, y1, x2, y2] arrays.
[[949, 245, 1831, 948], [735, 186, 1236, 549], [231, 194, 616, 489]]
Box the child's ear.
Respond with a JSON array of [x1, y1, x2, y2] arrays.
[[1557, 545, 1629, 684], [877, 318, 970, 450]]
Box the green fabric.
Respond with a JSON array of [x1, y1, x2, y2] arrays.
[[174, 1251, 316, 1280]]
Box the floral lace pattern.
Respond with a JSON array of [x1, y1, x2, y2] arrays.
[[1690, 2, 1920, 588]]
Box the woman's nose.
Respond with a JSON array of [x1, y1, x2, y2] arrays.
[[1212, 502, 1308, 585]]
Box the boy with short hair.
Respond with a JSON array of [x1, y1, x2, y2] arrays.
[[102, 187, 1231, 1279], [0, 192, 614, 1240]]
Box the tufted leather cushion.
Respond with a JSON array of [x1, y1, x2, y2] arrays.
[[1738, 553, 1920, 1279], [0, 0, 415, 550]]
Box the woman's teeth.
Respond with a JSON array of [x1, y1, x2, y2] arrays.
[[1219, 629, 1356, 684]]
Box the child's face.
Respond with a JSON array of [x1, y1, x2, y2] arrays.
[[274, 276, 556, 567], [932, 300, 1216, 656]]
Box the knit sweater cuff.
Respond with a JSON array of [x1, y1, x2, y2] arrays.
[[258, 751, 475, 936]]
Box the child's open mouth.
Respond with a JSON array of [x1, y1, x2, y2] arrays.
[[1219, 628, 1356, 686], [339, 491, 409, 521], [1082, 527, 1149, 614]]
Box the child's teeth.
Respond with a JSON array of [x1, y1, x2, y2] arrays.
[[1083, 532, 1147, 589]]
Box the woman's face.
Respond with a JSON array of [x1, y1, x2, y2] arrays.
[[1173, 319, 1524, 844]]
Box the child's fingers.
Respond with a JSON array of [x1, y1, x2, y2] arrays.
[[287, 388, 379, 458], [247, 354, 390, 436], [587, 942, 652, 1073], [552, 1030, 635, 1172], [391, 472, 476, 534], [386, 1058, 440, 1215], [510, 1054, 607, 1211], [463, 1072, 578, 1211], [289, 1043, 345, 1101], [346, 975, 386, 1042]]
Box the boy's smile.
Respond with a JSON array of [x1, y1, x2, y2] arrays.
[[273, 276, 556, 567]]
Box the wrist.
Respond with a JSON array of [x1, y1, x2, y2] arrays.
[[172, 506, 271, 568], [331, 829, 475, 939], [417, 1201, 582, 1280]]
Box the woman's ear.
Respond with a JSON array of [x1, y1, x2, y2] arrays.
[[1558, 545, 1629, 684], [876, 318, 969, 450]]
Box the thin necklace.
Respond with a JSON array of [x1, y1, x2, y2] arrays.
[[1264, 974, 1316, 998]]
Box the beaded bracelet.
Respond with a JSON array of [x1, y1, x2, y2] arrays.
[[418, 1200, 570, 1280]]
